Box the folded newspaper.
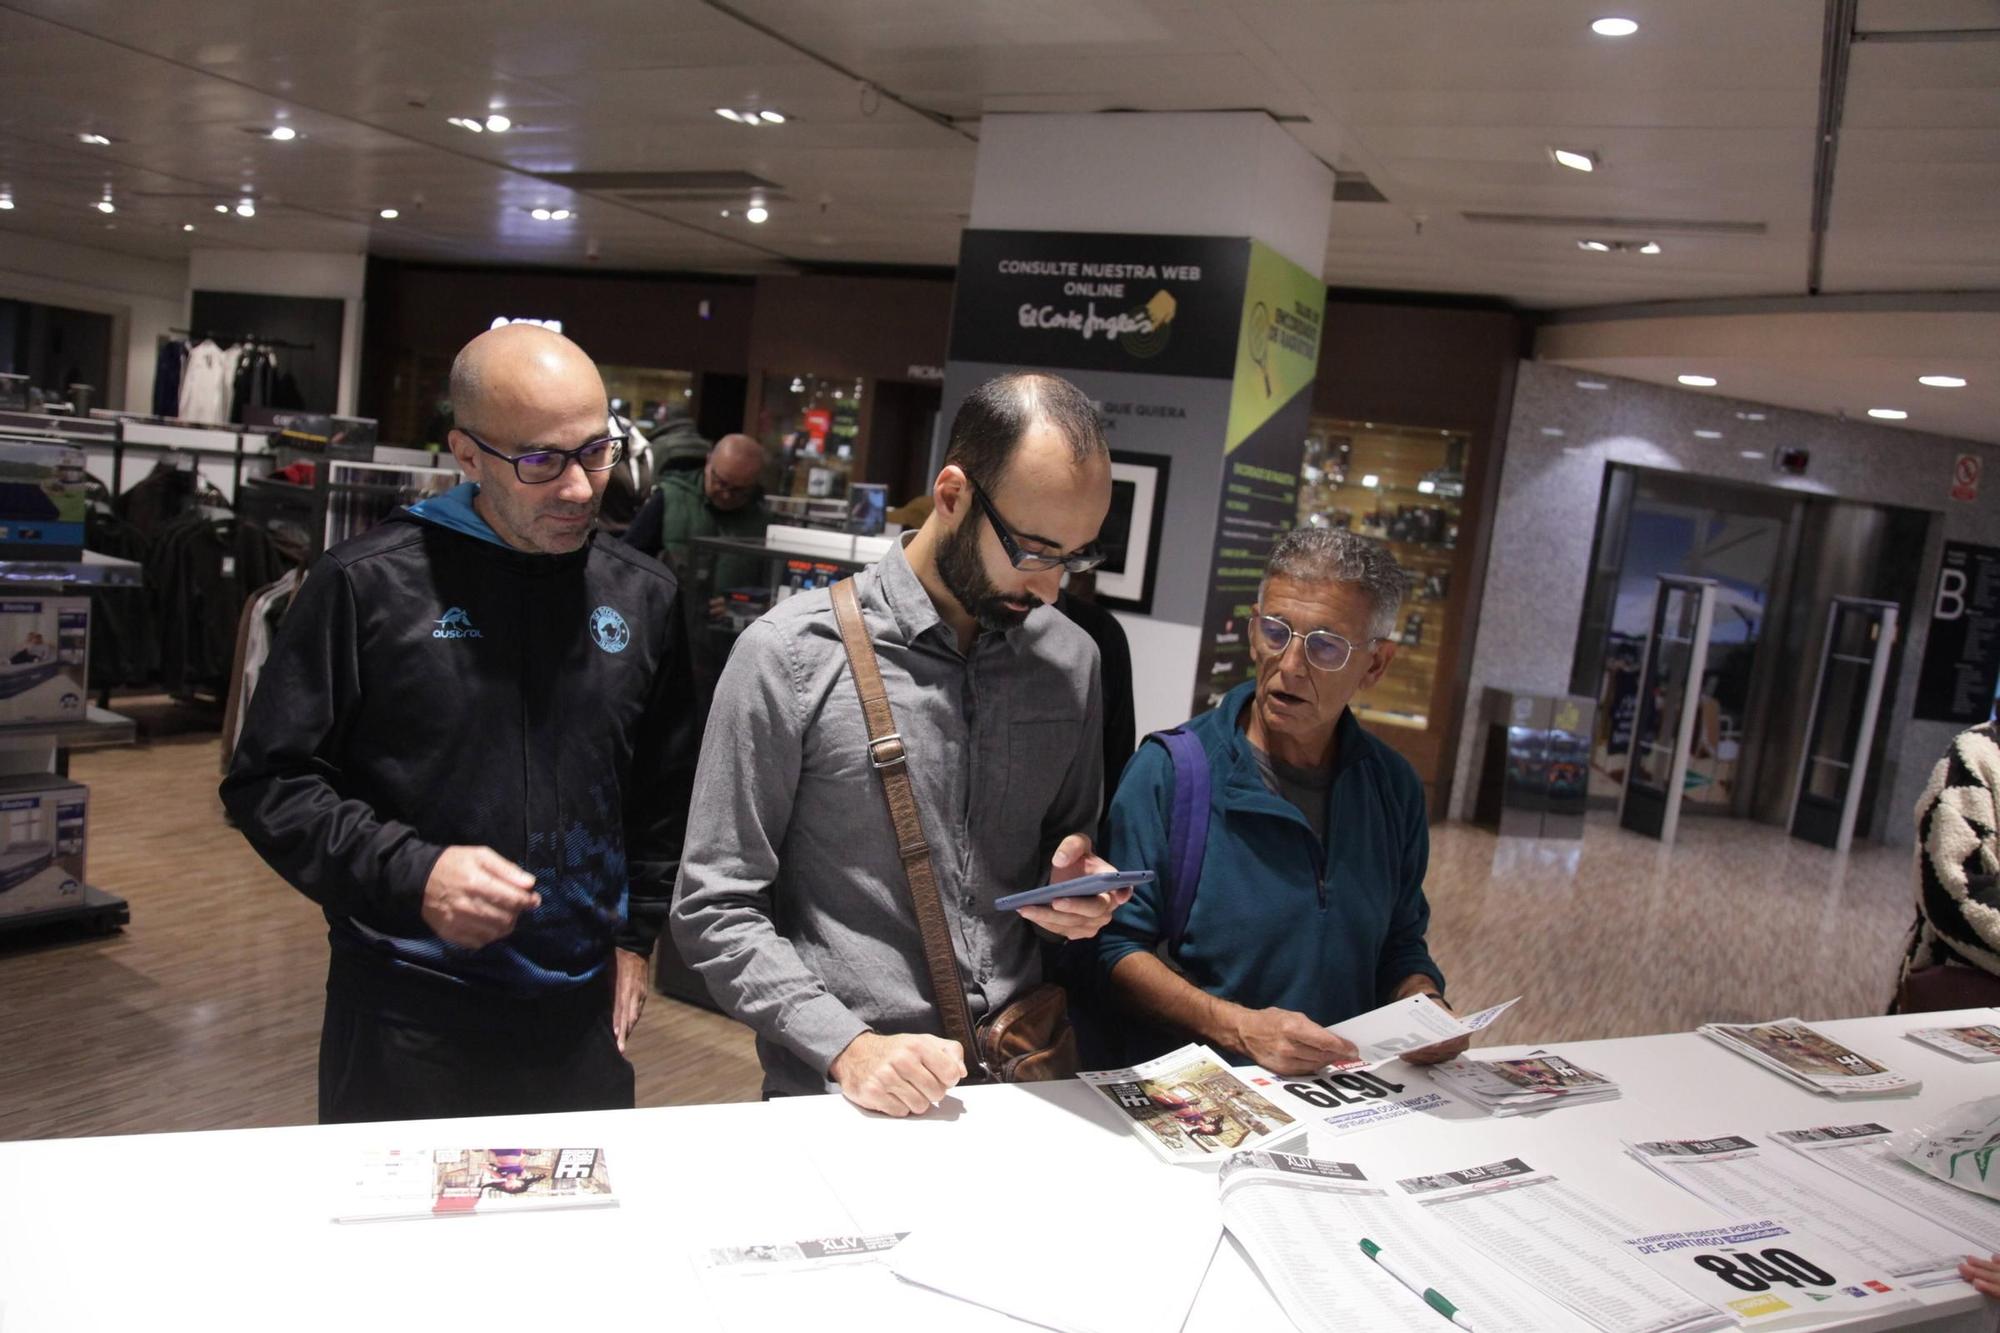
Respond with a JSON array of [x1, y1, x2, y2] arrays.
[[335, 1147, 615, 1222], [1426, 1048, 1619, 1116], [1903, 1023, 2000, 1063], [1696, 1019, 1919, 1097], [1078, 1042, 1297, 1165]]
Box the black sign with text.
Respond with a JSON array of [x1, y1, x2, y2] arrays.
[[947, 230, 1249, 379], [1916, 540, 2000, 724], [1191, 394, 1307, 714]]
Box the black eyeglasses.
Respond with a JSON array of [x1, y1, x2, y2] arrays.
[[969, 481, 1105, 574], [458, 428, 625, 485], [1253, 614, 1379, 672]]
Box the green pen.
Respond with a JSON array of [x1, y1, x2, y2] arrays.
[[1359, 1237, 1478, 1331]]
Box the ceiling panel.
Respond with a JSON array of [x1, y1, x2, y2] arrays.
[[0, 0, 1988, 322]]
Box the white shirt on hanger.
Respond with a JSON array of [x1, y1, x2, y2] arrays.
[[178, 340, 237, 424]]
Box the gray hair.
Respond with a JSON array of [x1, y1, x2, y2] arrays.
[[1259, 527, 1410, 641]]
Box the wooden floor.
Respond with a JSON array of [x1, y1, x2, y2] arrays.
[[0, 712, 1921, 1142]]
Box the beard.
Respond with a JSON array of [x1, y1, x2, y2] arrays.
[[937, 514, 1041, 633]]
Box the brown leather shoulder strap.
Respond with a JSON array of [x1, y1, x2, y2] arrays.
[[829, 578, 982, 1068]]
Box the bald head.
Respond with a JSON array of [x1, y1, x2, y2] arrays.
[[449, 323, 606, 436], [704, 432, 766, 511]]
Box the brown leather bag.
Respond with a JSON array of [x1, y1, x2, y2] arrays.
[[830, 578, 1078, 1084]]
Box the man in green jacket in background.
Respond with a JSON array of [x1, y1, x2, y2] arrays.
[[628, 431, 771, 620]]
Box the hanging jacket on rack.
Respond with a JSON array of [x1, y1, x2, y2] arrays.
[[153, 339, 189, 418], [113, 460, 200, 539], [221, 565, 306, 772], [231, 345, 278, 424], [83, 493, 159, 691]]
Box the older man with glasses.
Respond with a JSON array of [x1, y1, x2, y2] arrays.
[[1074, 527, 1462, 1076], [223, 323, 702, 1122], [626, 432, 773, 622]]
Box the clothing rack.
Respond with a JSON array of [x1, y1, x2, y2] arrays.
[[167, 328, 316, 352]]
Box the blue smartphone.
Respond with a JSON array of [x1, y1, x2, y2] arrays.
[[994, 870, 1155, 912]]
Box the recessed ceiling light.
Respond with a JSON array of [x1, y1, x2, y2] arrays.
[[378, 208, 399, 220], [77, 132, 112, 146], [1540, 427, 1566, 437], [739, 110, 762, 125], [1417, 479, 1437, 493], [1918, 375, 1966, 389], [1739, 450, 1763, 459], [267, 125, 297, 141], [0, 196, 13, 211], [214, 203, 230, 214], [1639, 241, 1662, 255], [758, 110, 786, 124], [447, 116, 484, 133], [93, 199, 115, 214], [1577, 239, 1612, 252], [530, 207, 551, 220], [1361, 474, 1381, 488], [745, 204, 769, 224], [1550, 147, 1597, 172], [181, 223, 195, 231], [714, 108, 742, 122], [1576, 379, 1609, 390], [1735, 411, 1766, 421], [484, 114, 511, 133], [550, 208, 571, 221], [1867, 408, 1907, 420], [1678, 374, 1718, 387], [1694, 429, 1723, 439], [1591, 17, 1639, 36], [236, 200, 256, 218]]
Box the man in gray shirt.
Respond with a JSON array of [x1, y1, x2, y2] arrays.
[[672, 372, 1131, 1114]]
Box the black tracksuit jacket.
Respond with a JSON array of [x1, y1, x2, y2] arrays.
[[220, 500, 702, 994]]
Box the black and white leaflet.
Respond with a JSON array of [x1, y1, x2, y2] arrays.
[[1775, 1123, 2000, 1254], [1627, 1135, 1967, 1284], [1217, 1151, 1579, 1333], [1395, 1158, 1726, 1333]]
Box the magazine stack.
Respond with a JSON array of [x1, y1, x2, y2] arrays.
[[1696, 1019, 1920, 1098], [1425, 1049, 1620, 1115]]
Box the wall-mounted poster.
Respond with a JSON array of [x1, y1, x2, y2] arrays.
[[1094, 450, 1171, 615]]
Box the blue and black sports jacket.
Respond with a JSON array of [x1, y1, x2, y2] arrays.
[[221, 484, 702, 993]]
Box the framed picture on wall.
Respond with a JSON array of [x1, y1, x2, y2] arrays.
[[1094, 450, 1171, 615]]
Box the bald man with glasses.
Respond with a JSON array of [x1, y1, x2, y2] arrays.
[[1076, 527, 1463, 1076], [223, 324, 702, 1122]]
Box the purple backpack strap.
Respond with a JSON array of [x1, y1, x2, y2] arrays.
[[1152, 727, 1210, 956]]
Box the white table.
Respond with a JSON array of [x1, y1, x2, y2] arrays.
[[1, 1011, 1996, 1333]]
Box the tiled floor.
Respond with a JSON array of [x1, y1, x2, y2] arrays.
[[0, 722, 1921, 1141]]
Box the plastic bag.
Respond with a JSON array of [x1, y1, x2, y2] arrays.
[[1890, 1094, 2000, 1200]]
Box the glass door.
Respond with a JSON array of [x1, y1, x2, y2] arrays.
[[1619, 577, 1717, 844], [1788, 598, 1900, 852]]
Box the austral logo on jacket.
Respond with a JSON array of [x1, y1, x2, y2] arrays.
[[589, 606, 630, 654], [433, 607, 483, 640]]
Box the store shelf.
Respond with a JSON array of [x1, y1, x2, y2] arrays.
[[0, 708, 137, 751], [0, 552, 145, 589], [0, 885, 128, 943]]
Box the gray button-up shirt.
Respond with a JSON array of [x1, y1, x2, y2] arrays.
[[671, 537, 1104, 1095]]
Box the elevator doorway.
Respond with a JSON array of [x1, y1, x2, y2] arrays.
[[1570, 465, 1931, 839]]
